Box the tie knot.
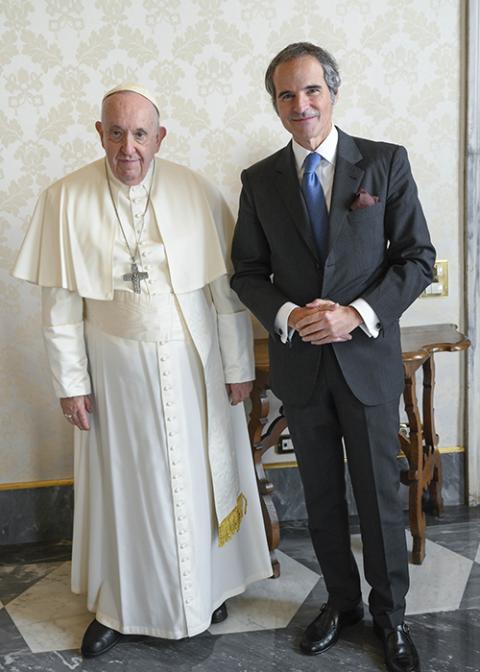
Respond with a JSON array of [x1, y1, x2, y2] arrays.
[[303, 152, 321, 174]]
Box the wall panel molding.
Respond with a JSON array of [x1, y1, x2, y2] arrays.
[[465, 0, 480, 505]]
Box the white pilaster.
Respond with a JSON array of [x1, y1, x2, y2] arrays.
[[466, 0, 480, 504]]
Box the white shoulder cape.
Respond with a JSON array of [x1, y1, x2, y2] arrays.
[[12, 157, 229, 298]]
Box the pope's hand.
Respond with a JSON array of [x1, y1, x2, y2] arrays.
[[60, 395, 93, 431], [226, 382, 253, 405]]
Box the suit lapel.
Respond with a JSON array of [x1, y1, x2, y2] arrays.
[[328, 129, 364, 252], [272, 133, 366, 261], [273, 143, 319, 260]]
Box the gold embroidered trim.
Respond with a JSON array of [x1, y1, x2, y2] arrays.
[[218, 493, 247, 547]]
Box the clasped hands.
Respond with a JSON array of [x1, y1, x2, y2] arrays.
[[289, 299, 363, 345]]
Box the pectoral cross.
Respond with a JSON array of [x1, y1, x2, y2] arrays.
[[123, 262, 148, 294]]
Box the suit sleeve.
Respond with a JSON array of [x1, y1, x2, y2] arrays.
[[231, 169, 292, 335], [358, 146, 435, 329]]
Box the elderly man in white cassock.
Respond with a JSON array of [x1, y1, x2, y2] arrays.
[[12, 84, 272, 658]]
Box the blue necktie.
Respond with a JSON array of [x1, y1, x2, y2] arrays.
[[302, 152, 329, 261]]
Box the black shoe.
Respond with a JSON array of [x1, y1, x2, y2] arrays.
[[81, 619, 122, 658], [211, 602, 228, 624], [300, 602, 364, 655], [374, 622, 420, 672]]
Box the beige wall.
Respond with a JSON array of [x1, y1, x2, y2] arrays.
[[0, 0, 463, 484]]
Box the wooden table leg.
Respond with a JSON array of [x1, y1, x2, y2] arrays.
[[401, 359, 427, 564], [248, 370, 282, 578], [421, 355, 444, 516]]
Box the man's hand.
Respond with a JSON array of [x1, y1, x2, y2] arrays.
[[226, 381, 253, 405], [288, 299, 337, 331], [60, 395, 93, 431], [293, 299, 363, 345]]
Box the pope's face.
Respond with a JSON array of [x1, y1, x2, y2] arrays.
[[272, 56, 336, 151], [95, 92, 166, 185]]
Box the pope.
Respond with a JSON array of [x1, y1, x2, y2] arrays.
[[12, 84, 272, 658]]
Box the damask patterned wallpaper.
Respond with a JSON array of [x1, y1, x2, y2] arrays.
[[1, 0, 463, 483]]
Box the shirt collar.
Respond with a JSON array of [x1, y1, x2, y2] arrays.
[[105, 158, 154, 195], [292, 125, 338, 173]]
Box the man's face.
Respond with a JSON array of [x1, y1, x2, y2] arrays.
[[272, 55, 336, 151], [95, 92, 166, 185]]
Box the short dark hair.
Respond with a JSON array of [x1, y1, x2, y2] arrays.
[[265, 42, 341, 109]]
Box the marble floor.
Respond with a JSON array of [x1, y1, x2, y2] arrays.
[[0, 507, 479, 672]]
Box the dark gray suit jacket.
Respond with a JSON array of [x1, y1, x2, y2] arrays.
[[231, 127, 436, 407]]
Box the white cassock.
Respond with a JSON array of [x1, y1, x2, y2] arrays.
[[13, 158, 272, 638]]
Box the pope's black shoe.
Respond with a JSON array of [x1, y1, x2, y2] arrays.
[[300, 602, 364, 655], [81, 619, 122, 658], [211, 602, 228, 624], [374, 622, 420, 672]]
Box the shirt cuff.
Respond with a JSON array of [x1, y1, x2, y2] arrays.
[[350, 298, 381, 338], [274, 302, 298, 344]]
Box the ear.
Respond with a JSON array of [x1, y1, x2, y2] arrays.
[[155, 126, 167, 151], [95, 121, 105, 147]]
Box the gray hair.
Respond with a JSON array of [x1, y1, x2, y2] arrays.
[[265, 42, 341, 109]]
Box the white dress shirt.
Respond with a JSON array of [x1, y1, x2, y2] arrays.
[[274, 125, 380, 342]]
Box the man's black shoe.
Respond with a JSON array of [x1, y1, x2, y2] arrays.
[[374, 622, 421, 672], [81, 619, 122, 658], [300, 602, 364, 655], [211, 602, 228, 624]]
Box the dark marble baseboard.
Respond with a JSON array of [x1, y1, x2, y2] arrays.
[[0, 452, 465, 544], [0, 486, 73, 546], [266, 452, 466, 522]]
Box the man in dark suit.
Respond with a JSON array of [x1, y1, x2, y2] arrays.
[[231, 43, 435, 672]]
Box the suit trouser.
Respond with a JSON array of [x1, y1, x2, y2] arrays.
[[283, 345, 409, 629]]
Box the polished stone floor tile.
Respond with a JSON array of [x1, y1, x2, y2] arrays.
[[209, 550, 320, 635], [6, 562, 91, 654], [460, 562, 480, 610], [351, 532, 474, 614], [425, 520, 480, 561], [0, 609, 29, 658], [0, 561, 63, 606], [0, 510, 479, 671]]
